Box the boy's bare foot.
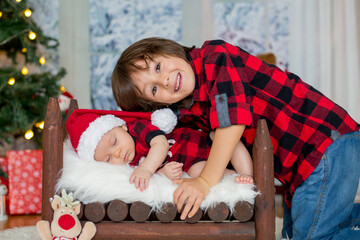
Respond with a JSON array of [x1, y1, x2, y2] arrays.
[[234, 174, 254, 184]]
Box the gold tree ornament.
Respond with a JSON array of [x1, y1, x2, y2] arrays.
[[28, 31, 36, 40], [21, 66, 29, 75], [22, 48, 27, 53], [39, 56, 46, 65], [24, 9, 32, 17], [35, 121, 45, 129], [60, 85, 66, 93], [24, 130, 34, 140], [8, 77, 15, 86]]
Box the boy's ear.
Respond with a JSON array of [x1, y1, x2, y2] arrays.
[[121, 125, 128, 131]]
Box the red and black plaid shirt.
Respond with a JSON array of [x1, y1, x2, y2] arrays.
[[181, 40, 359, 204], [128, 119, 211, 172]]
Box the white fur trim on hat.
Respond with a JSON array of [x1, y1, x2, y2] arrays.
[[77, 115, 126, 162], [151, 108, 177, 134]]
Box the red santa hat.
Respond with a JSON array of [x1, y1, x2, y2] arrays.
[[66, 108, 177, 162]]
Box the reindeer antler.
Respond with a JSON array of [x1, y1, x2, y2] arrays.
[[53, 189, 80, 208]]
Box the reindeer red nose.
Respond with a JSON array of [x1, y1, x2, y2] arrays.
[[58, 214, 76, 230]]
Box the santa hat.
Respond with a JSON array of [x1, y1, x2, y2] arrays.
[[66, 108, 177, 162]]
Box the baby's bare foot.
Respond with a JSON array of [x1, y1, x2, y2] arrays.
[[235, 174, 254, 184]]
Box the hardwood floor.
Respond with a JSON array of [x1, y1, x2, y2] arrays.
[[0, 214, 41, 231]]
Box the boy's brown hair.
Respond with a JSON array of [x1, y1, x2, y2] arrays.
[[111, 37, 194, 112]]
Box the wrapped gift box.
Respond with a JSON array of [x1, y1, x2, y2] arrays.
[[7, 150, 42, 215]]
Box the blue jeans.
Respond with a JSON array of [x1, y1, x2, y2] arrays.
[[282, 130, 360, 240]]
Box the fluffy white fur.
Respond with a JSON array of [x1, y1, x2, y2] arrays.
[[56, 140, 258, 212]]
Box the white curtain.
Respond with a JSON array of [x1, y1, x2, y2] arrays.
[[289, 0, 360, 122]]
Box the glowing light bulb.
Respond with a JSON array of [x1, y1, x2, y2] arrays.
[[35, 121, 45, 129], [24, 9, 32, 17], [16, 0, 22, 2], [22, 48, 27, 53], [60, 86, 66, 92], [39, 56, 46, 65], [24, 130, 34, 140], [0, 12, 3, 18], [8, 77, 15, 85], [21, 66, 29, 75], [28, 31, 36, 40]]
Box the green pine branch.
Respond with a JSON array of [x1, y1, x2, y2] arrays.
[[0, 0, 66, 148]]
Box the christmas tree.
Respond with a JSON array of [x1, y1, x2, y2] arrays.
[[0, 0, 66, 149]]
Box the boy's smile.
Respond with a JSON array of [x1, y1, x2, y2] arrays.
[[131, 55, 195, 105]]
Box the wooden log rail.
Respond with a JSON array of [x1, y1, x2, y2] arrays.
[[42, 97, 275, 240], [80, 200, 254, 224]]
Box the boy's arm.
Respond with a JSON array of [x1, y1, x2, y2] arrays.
[[174, 124, 245, 219], [130, 135, 169, 191]]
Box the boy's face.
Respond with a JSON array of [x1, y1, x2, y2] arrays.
[[94, 125, 135, 165], [131, 55, 195, 105]]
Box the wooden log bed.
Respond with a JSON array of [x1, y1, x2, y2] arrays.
[[41, 97, 275, 240]]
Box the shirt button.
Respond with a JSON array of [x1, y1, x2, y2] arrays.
[[218, 96, 224, 103]]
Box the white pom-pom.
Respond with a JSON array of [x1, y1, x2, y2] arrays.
[[151, 108, 177, 134]]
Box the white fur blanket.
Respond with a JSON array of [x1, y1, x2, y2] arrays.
[[56, 140, 258, 212]]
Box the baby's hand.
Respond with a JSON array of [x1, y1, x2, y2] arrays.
[[158, 162, 183, 180], [129, 167, 152, 191]]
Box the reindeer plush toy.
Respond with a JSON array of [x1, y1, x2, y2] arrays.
[[37, 189, 96, 240]]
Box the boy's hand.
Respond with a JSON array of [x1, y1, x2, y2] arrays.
[[173, 177, 210, 220], [130, 166, 152, 191], [158, 162, 183, 179]]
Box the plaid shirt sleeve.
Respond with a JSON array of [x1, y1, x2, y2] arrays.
[[197, 40, 253, 129], [129, 119, 165, 147]]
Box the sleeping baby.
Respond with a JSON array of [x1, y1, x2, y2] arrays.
[[66, 109, 252, 192]]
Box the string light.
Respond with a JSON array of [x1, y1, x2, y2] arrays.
[[8, 77, 15, 86], [24, 9, 32, 18], [60, 85, 66, 92], [22, 48, 27, 53], [16, 0, 22, 2], [28, 31, 36, 40], [0, 12, 2, 18], [39, 56, 46, 65], [35, 121, 44, 129], [21, 66, 28, 75], [24, 129, 34, 140]]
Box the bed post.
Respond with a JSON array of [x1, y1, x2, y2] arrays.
[[63, 99, 79, 140], [42, 97, 64, 221], [253, 119, 275, 240]]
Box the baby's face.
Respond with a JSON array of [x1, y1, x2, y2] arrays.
[[94, 125, 135, 165], [131, 54, 195, 105]]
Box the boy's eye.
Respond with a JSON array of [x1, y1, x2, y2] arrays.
[[106, 156, 111, 162], [152, 85, 157, 96], [155, 63, 160, 72], [113, 137, 117, 146]]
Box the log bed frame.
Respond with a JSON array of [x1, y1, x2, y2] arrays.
[[41, 97, 275, 240]]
